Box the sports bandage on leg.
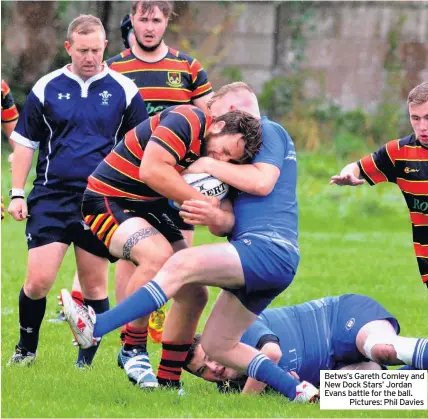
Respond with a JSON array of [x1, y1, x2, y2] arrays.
[[363, 334, 418, 365]]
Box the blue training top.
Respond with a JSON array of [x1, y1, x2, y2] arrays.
[[11, 64, 148, 193], [230, 117, 299, 270], [241, 296, 341, 387]]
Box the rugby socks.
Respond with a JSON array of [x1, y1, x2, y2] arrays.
[[18, 287, 46, 353], [119, 325, 127, 345], [247, 353, 299, 400], [412, 339, 428, 369], [77, 297, 109, 365], [157, 341, 192, 387], [123, 324, 148, 352], [71, 290, 84, 306], [94, 281, 168, 338]]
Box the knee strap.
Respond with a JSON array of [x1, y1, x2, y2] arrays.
[[363, 334, 418, 365]]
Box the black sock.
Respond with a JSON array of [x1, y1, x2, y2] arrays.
[[18, 287, 46, 353], [77, 297, 109, 365]]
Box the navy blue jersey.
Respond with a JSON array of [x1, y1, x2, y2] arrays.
[[11, 65, 148, 192], [230, 117, 299, 271]]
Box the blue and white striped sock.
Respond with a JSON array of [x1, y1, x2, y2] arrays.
[[94, 281, 167, 338], [247, 353, 299, 400], [412, 338, 428, 370]]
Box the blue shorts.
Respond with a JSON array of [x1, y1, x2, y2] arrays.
[[25, 187, 112, 260], [225, 234, 298, 315], [332, 294, 400, 366]]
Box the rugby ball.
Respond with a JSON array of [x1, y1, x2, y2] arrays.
[[169, 173, 229, 210]]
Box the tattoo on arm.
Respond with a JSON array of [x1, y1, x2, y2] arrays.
[[123, 227, 160, 260]]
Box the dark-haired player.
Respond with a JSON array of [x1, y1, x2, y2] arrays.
[[60, 83, 324, 403], [106, 2, 214, 366], [65, 105, 261, 388]]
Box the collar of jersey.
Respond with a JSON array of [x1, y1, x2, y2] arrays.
[[63, 64, 110, 97], [130, 46, 171, 64]]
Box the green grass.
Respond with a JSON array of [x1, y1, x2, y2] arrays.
[[1, 149, 427, 418]]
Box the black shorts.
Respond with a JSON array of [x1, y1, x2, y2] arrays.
[[166, 206, 194, 232], [81, 192, 184, 254], [25, 187, 112, 260]]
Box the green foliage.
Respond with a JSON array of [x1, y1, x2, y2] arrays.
[[258, 72, 410, 158], [220, 66, 243, 83]]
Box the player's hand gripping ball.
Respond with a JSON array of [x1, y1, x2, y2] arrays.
[[169, 173, 229, 210]]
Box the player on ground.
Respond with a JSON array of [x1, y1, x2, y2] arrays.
[[68, 105, 261, 388], [60, 83, 322, 402], [330, 81, 428, 288], [7, 15, 148, 367], [183, 294, 428, 393]]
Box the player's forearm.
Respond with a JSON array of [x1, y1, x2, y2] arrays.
[[340, 162, 361, 178], [205, 159, 272, 196], [140, 164, 204, 203], [208, 208, 235, 237], [11, 143, 34, 189]]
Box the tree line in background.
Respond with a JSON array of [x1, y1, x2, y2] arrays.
[[1, 1, 412, 156]]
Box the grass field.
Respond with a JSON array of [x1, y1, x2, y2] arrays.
[[1, 149, 427, 418]]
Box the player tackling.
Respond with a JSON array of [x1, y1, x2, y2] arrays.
[[61, 82, 321, 402]]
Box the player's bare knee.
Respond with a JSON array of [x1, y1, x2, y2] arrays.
[[133, 246, 173, 273], [23, 278, 51, 299], [166, 251, 201, 286], [175, 285, 209, 310], [371, 344, 397, 365]]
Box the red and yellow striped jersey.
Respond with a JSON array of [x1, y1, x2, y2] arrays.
[[106, 48, 212, 116], [358, 134, 428, 284], [87, 105, 210, 200], [1, 80, 19, 123]]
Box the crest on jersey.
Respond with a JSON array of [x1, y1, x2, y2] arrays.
[[99, 90, 112, 105], [167, 72, 183, 88], [345, 317, 355, 330]]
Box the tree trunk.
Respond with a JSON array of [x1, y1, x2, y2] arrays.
[[4, 1, 59, 86]]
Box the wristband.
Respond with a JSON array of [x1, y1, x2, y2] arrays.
[[9, 188, 25, 199]]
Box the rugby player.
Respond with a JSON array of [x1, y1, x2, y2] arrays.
[[331, 81, 428, 288], [66, 104, 261, 388], [60, 83, 322, 402], [67, 3, 214, 371], [1, 79, 19, 220], [183, 294, 428, 393], [108, 2, 214, 366]]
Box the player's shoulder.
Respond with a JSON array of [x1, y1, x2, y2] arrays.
[[105, 49, 133, 66], [168, 48, 200, 66], [262, 117, 288, 134], [105, 67, 139, 94], [32, 67, 66, 103], [261, 117, 293, 144], [162, 104, 205, 119], [398, 133, 417, 148]]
